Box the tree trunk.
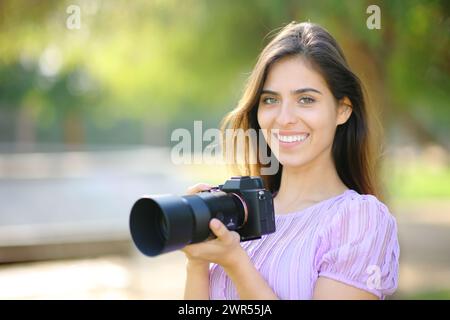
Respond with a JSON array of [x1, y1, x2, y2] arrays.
[[15, 106, 36, 152], [63, 109, 84, 148]]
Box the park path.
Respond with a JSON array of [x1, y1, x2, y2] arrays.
[[0, 148, 448, 298]]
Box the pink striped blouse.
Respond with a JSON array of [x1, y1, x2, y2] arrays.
[[209, 189, 400, 300]]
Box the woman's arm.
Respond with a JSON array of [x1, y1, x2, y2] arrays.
[[183, 260, 210, 300], [182, 182, 214, 300], [312, 277, 379, 300], [223, 245, 279, 300], [182, 217, 279, 300]]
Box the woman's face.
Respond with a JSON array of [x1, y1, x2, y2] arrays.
[[257, 55, 351, 168]]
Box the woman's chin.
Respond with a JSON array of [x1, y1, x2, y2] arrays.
[[277, 156, 309, 168]]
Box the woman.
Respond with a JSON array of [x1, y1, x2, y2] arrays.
[[182, 22, 399, 300]]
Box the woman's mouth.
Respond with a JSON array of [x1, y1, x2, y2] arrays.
[[272, 132, 310, 148]]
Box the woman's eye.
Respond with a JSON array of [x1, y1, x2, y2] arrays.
[[262, 97, 278, 104], [299, 96, 315, 104]]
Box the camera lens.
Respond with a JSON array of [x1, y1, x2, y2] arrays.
[[129, 191, 247, 257], [158, 213, 169, 241]]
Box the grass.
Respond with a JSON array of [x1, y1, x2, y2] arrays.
[[400, 290, 450, 300], [383, 161, 450, 201]]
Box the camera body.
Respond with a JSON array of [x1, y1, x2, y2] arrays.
[[213, 176, 275, 241]]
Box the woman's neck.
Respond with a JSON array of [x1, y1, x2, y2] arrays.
[[275, 151, 349, 210]]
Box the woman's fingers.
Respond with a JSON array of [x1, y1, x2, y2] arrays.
[[181, 219, 242, 265], [210, 218, 225, 237], [209, 218, 240, 244], [186, 183, 214, 195]]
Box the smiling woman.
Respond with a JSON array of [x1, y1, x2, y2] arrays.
[[182, 21, 399, 300]]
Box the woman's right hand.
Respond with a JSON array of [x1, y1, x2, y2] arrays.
[[182, 183, 214, 266]]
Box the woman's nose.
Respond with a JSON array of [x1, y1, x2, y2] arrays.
[[275, 102, 298, 127]]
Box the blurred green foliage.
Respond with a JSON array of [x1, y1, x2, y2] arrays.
[[0, 0, 449, 147]]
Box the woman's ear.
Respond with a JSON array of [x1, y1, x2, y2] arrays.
[[336, 97, 353, 125]]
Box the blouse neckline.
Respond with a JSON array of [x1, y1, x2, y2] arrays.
[[274, 189, 356, 218]]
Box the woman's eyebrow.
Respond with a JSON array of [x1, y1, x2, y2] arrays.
[[261, 88, 323, 95], [292, 88, 323, 95]]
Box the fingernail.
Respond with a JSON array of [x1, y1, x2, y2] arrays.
[[210, 219, 220, 229]]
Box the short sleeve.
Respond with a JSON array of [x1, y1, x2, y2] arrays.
[[315, 194, 400, 299]]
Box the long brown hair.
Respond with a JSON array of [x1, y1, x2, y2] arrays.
[[220, 22, 381, 197]]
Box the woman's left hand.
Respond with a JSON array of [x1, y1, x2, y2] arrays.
[[181, 218, 248, 270]]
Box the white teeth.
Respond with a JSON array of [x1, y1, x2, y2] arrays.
[[275, 133, 309, 143]]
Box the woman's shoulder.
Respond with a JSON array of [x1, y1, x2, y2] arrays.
[[316, 189, 400, 299], [323, 189, 397, 231], [332, 189, 392, 214]]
